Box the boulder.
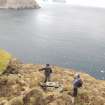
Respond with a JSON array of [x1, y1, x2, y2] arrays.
[[23, 88, 46, 105]]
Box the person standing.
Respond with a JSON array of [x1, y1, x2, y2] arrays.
[[72, 73, 83, 97], [39, 64, 52, 83]]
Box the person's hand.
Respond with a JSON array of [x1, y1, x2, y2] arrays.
[[39, 69, 42, 71]]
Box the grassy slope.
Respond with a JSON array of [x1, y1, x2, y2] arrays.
[[0, 51, 105, 105]]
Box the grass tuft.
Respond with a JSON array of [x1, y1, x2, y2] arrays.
[[0, 49, 11, 73]]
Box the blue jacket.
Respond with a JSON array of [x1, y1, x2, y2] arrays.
[[73, 78, 83, 88]]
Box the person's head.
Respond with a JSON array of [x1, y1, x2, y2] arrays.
[[46, 64, 50, 67], [74, 73, 80, 79]]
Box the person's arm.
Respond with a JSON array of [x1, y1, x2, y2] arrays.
[[39, 68, 45, 71]]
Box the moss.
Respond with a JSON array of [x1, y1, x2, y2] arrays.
[[0, 49, 11, 74]]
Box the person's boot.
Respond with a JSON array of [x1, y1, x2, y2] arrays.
[[71, 97, 75, 104]]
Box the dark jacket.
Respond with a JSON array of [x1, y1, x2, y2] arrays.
[[41, 66, 52, 76]]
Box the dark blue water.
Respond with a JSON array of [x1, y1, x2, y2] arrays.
[[0, 4, 105, 79]]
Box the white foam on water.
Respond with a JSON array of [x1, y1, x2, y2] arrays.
[[100, 70, 105, 73]]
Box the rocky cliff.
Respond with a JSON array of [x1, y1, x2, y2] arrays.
[[0, 58, 105, 105], [0, 0, 39, 9]]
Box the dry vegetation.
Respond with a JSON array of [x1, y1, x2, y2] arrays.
[[0, 49, 11, 74], [0, 51, 105, 105]]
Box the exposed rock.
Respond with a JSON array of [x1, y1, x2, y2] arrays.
[[2, 58, 22, 75], [0, 0, 39, 9], [0, 58, 105, 105]]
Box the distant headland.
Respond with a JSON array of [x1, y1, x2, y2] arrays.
[[0, 0, 40, 9]]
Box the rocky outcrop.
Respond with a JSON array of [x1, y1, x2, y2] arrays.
[[0, 0, 39, 9], [0, 58, 105, 105]]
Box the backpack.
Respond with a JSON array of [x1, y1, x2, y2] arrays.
[[74, 79, 83, 88]]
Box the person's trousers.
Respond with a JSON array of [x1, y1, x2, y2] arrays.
[[73, 87, 78, 97], [44, 75, 50, 83]]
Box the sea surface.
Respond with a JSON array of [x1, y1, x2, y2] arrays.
[[0, 3, 105, 79]]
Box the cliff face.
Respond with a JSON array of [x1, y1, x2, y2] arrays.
[[0, 58, 105, 105], [0, 0, 39, 9]]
